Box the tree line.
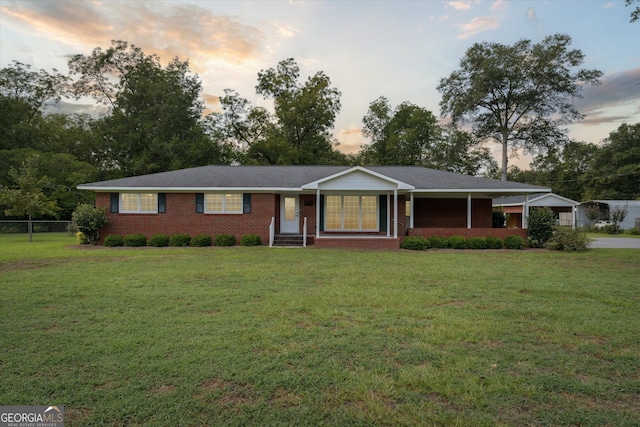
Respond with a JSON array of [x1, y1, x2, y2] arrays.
[[1, 35, 638, 221]]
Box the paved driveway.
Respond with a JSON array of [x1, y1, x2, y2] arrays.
[[590, 238, 640, 249]]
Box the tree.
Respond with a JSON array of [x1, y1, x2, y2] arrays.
[[582, 123, 640, 200], [0, 61, 71, 151], [437, 34, 602, 181], [360, 98, 495, 175], [627, 0, 640, 22], [68, 40, 231, 176], [72, 203, 108, 245], [583, 202, 602, 228], [253, 58, 345, 164], [610, 203, 628, 234], [0, 158, 60, 241], [361, 97, 439, 165], [426, 124, 498, 176]]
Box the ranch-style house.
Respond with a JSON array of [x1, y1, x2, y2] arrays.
[[78, 165, 550, 248]]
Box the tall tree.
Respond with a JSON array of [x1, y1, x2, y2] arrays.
[[583, 123, 640, 200], [361, 97, 439, 165], [68, 40, 231, 176], [437, 34, 602, 181], [0, 61, 70, 151], [254, 58, 344, 164], [0, 157, 60, 241], [427, 124, 498, 176]]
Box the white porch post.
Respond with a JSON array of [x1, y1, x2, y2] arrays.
[[572, 205, 576, 229], [410, 192, 414, 229], [394, 189, 398, 239], [523, 194, 529, 229], [386, 194, 390, 237], [467, 193, 472, 229], [316, 188, 320, 238]]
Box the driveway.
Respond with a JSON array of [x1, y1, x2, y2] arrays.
[[590, 238, 640, 249]]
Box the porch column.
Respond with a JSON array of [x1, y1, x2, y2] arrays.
[[394, 189, 398, 239], [572, 206, 576, 229], [410, 193, 414, 229], [386, 194, 390, 237], [316, 188, 320, 238], [467, 193, 472, 229], [523, 194, 529, 229]]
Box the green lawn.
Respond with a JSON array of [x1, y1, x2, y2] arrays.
[[1, 233, 639, 426]]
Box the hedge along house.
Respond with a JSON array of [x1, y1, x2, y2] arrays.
[[77, 165, 550, 249], [492, 193, 580, 229]]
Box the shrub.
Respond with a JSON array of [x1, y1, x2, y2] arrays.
[[601, 224, 620, 235], [428, 236, 449, 249], [504, 235, 525, 250], [103, 234, 124, 247], [527, 207, 556, 248], [466, 237, 487, 249], [71, 204, 108, 245], [124, 233, 147, 247], [400, 236, 430, 250], [190, 234, 212, 247], [241, 234, 262, 246], [448, 235, 467, 249], [627, 227, 640, 236], [149, 234, 170, 247], [215, 233, 236, 246], [77, 231, 89, 244], [169, 233, 191, 247], [485, 236, 503, 249], [545, 228, 590, 252]]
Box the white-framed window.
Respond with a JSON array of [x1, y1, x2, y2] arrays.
[[120, 193, 158, 213], [325, 195, 378, 231], [205, 193, 242, 214]]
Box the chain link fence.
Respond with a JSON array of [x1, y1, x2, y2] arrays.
[[0, 220, 74, 234]]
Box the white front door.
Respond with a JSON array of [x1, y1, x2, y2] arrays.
[[280, 195, 299, 234]]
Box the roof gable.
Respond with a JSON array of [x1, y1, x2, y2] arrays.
[[301, 166, 414, 191]]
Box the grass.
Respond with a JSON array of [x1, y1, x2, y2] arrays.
[[1, 233, 639, 426]]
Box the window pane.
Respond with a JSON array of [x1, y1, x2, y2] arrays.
[[326, 195, 342, 229], [284, 196, 296, 220], [139, 193, 157, 212], [361, 196, 377, 230], [206, 194, 223, 212], [343, 196, 359, 229], [225, 194, 242, 213], [121, 193, 139, 212]]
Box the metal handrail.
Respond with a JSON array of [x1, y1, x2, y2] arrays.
[[269, 217, 275, 247]]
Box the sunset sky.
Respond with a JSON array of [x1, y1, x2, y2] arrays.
[[1, 0, 638, 167]]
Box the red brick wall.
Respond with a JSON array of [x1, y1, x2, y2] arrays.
[[408, 227, 528, 240], [96, 192, 276, 243], [413, 198, 492, 228]]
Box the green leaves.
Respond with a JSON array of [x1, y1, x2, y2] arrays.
[[438, 34, 602, 180]]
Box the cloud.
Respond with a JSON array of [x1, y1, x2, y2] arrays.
[[447, 1, 473, 10], [456, 16, 501, 39], [336, 124, 366, 154], [0, 0, 265, 71], [576, 69, 640, 112], [572, 68, 640, 126]]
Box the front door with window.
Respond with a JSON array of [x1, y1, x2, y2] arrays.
[[280, 195, 299, 234]]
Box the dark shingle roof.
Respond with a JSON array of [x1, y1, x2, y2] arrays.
[[78, 165, 549, 192]]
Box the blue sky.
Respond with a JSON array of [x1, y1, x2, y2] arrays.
[[1, 0, 638, 167]]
